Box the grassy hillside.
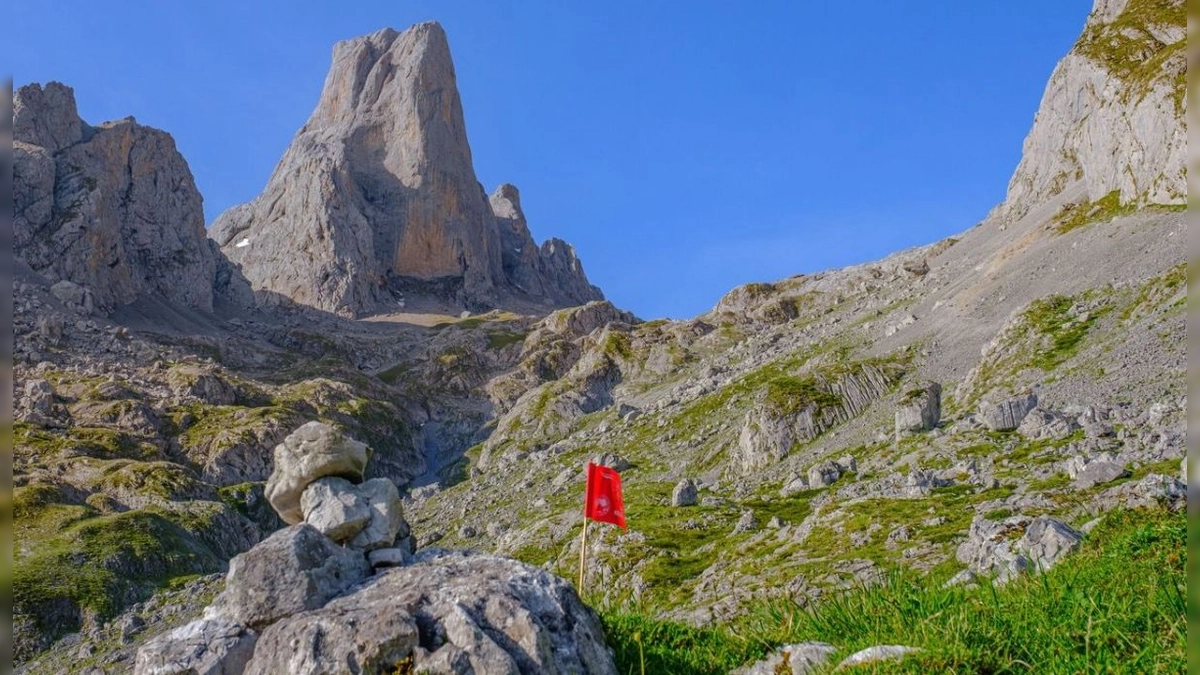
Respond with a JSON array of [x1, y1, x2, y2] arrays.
[[600, 506, 1185, 674]]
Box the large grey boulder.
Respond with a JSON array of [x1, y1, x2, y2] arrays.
[[671, 479, 698, 507], [980, 393, 1039, 432], [244, 549, 617, 675], [13, 82, 219, 313], [211, 524, 370, 630], [347, 477, 409, 551], [210, 23, 601, 317], [299, 476, 372, 543], [956, 514, 1083, 582], [895, 382, 942, 438], [1020, 515, 1083, 571], [133, 617, 257, 675], [264, 422, 370, 524], [1017, 407, 1077, 441]]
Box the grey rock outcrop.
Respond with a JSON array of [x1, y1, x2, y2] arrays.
[[980, 392, 1038, 431], [244, 549, 616, 675], [956, 514, 1083, 582], [133, 617, 257, 675], [211, 524, 371, 630], [999, 0, 1185, 221], [1017, 407, 1077, 441], [14, 82, 219, 313], [298, 476, 372, 542], [211, 23, 602, 316], [895, 382, 942, 438], [264, 421, 371, 524], [736, 363, 898, 473], [672, 479, 698, 507], [347, 477, 408, 551]]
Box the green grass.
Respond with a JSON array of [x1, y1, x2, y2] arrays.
[[600, 612, 765, 675], [486, 329, 527, 351], [600, 507, 1184, 674], [1022, 295, 1110, 371], [15, 508, 224, 652], [1053, 190, 1133, 234], [764, 376, 842, 415], [1073, 0, 1184, 109]]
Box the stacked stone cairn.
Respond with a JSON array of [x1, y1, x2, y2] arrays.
[[264, 420, 413, 566], [133, 421, 413, 674]]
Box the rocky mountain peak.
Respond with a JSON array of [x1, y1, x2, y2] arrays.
[[14, 82, 84, 153], [998, 0, 1184, 222], [14, 82, 220, 313], [212, 21, 603, 317]]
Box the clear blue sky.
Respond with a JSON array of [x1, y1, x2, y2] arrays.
[[13, 1, 1091, 320]]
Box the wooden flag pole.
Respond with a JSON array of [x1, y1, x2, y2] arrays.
[[578, 518, 589, 594]]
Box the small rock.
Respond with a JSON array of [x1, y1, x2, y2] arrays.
[[894, 382, 942, 439], [733, 510, 758, 534], [671, 479, 698, 507], [299, 476, 371, 543], [1020, 516, 1083, 572], [368, 547, 409, 568], [733, 641, 836, 675], [808, 461, 841, 487], [1073, 460, 1128, 489], [834, 455, 858, 474], [980, 392, 1038, 432]]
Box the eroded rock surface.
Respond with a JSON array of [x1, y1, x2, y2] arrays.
[[211, 23, 602, 316]]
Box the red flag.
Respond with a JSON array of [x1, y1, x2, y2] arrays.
[[584, 462, 626, 529]]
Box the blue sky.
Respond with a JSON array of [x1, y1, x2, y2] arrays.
[[13, 1, 1091, 319]]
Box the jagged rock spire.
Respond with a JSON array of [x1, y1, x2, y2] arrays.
[[211, 22, 602, 317]]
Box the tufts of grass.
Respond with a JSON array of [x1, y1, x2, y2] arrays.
[[600, 612, 765, 675], [1022, 295, 1111, 371], [1053, 190, 1133, 234], [764, 377, 842, 416], [486, 330, 527, 351], [600, 507, 1184, 674]]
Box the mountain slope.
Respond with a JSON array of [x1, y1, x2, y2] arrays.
[[403, 0, 1187, 623]]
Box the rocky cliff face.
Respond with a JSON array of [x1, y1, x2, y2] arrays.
[[14, 82, 220, 313], [211, 23, 603, 317], [999, 0, 1185, 221]]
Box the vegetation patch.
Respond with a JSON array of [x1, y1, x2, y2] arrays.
[[1052, 190, 1133, 234], [15, 508, 224, 651], [1074, 0, 1185, 109], [764, 376, 842, 416], [1022, 295, 1111, 371], [601, 507, 1183, 674], [486, 329, 527, 351]]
